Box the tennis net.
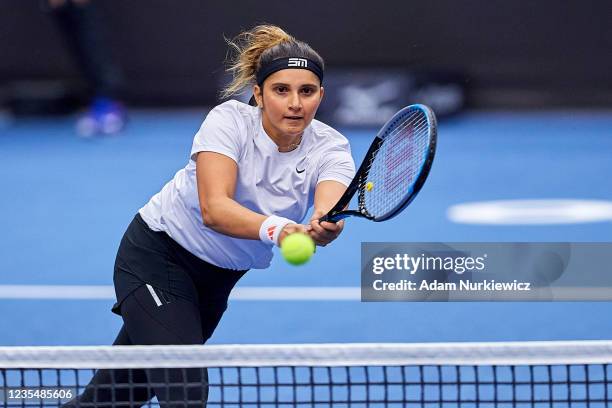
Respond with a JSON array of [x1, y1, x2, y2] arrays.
[[1, 340, 611, 407]]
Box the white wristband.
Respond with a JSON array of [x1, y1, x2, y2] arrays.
[[259, 215, 296, 246]]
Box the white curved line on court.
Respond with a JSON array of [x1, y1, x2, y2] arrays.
[[447, 199, 612, 225], [0, 285, 360, 301]]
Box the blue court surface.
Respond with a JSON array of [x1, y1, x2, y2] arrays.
[[1, 109, 611, 346]]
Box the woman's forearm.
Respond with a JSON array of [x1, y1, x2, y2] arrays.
[[201, 196, 268, 240]]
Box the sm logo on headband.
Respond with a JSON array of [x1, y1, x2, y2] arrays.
[[288, 58, 308, 67]]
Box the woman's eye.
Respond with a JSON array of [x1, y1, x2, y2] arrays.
[[276, 87, 288, 93], [301, 88, 314, 95]]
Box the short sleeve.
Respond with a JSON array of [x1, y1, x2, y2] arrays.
[[317, 143, 356, 187], [190, 101, 244, 163]]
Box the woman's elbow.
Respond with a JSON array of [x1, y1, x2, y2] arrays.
[[201, 211, 216, 228], [200, 201, 218, 228]]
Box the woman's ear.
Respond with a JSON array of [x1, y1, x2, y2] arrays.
[[253, 85, 263, 108]]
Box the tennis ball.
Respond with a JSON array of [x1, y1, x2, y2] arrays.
[[366, 181, 374, 191], [280, 233, 315, 266]]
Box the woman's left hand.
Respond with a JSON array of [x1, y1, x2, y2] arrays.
[[307, 209, 344, 246]]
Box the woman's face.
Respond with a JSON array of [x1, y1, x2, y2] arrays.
[[254, 69, 324, 142]]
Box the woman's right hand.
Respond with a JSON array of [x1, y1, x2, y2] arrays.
[[278, 223, 311, 246]]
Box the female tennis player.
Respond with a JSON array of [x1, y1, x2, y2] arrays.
[[64, 25, 355, 407]]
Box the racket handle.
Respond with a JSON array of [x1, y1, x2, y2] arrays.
[[319, 213, 348, 223], [318, 214, 334, 223]]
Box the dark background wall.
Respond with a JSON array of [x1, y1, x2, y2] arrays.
[[1, 0, 611, 108]]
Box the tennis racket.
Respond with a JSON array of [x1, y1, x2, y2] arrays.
[[320, 104, 437, 223]]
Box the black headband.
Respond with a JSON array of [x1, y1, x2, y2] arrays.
[[256, 57, 324, 86]]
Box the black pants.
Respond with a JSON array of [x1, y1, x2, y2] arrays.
[[64, 214, 247, 407], [65, 286, 221, 407]]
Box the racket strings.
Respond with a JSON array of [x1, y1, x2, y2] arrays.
[[384, 114, 429, 186], [362, 110, 431, 218], [357, 173, 370, 216], [356, 141, 386, 217], [382, 115, 429, 190]]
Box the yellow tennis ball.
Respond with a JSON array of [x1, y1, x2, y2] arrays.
[[280, 233, 315, 266], [366, 181, 374, 191]]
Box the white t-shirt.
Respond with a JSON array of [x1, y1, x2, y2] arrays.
[[139, 100, 355, 270]]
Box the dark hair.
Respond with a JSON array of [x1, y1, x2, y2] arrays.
[[222, 25, 324, 98]]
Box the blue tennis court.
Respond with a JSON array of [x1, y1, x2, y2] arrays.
[[1, 109, 611, 347]]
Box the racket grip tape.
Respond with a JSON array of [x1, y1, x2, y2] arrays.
[[319, 214, 333, 223], [319, 213, 347, 223]]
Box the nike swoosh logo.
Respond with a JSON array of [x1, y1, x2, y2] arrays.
[[296, 168, 305, 174]]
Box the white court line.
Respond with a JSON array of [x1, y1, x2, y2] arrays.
[[447, 199, 612, 225], [0, 285, 360, 301]]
